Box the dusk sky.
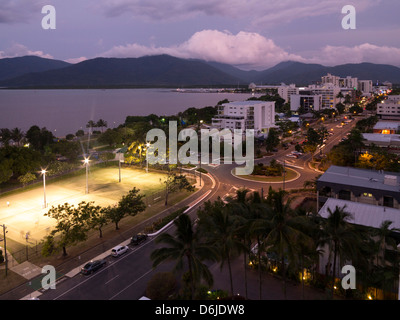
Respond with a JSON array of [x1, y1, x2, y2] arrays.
[[1, 0, 400, 70]]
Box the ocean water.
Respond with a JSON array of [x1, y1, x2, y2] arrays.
[[0, 88, 256, 136]]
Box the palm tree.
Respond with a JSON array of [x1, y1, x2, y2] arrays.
[[247, 190, 273, 300], [11, 128, 24, 146], [318, 205, 363, 299], [0, 128, 11, 146], [96, 119, 108, 133], [197, 199, 246, 297], [229, 188, 253, 299], [371, 220, 400, 298], [150, 214, 218, 299], [262, 189, 312, 299]]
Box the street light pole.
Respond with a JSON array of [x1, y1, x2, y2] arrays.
[[41, 169, 47, 209], [146, 142, 150, 173], [119, 159, 121, 183], [84, 158, 89, 194]]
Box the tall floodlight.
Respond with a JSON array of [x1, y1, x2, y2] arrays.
[[84, 158, 89, 194], [146, 142, 150, 173], [41, 169, 47, 208]]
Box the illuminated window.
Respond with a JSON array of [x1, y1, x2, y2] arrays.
[[382, 130, 391, 134], [362, 193, 373, 198]]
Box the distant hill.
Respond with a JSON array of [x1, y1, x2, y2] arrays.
[[0, 56, 70, 81], [250, 61, 400, 85], [1, 55, 400, 88], [0, 55, 241, 88]]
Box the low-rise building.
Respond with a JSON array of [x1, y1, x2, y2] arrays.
[[372, 121, 400, 134], [377, 95, 400, 120], [316, 165, 400, 210]]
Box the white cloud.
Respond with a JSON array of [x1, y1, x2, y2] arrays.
[[100, 29, 305, 69], [64, 56, 88, 64], [100, 30, 400, 69], [0, 43, 53, 59], [308, 43, 400, 67]]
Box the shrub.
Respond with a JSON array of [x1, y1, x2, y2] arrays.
[[146, 272, 177, 300]]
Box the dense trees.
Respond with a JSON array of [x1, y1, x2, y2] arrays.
[[42, 187, 146, 256], [151, 187, 399, 300], [150, 214, 219, 300]]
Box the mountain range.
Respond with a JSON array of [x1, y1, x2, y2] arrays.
[[1, 55, 399, 88]]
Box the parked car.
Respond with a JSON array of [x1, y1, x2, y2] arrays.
[[131, 233, 148, 245], [81, 259, 106, 275], [111, 245, 129, 257]]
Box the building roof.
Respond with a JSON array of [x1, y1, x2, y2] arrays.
[[319, 198, 400, 230], [317, 165, 400, 194], [363, 133, 400, 146], [373, 121, 400, 130], [223, 100, 274, 107]]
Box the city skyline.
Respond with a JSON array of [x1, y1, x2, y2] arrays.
[[1, 0, 400, 70]]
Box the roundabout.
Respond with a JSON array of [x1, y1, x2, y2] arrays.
[[230, 167, 300, 184]]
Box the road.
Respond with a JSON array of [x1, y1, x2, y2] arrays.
[[3, 116, 361, 300]]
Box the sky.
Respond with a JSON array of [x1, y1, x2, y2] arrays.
[[1, 0, 400, 70]]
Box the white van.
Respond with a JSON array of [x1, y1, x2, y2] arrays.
[[111, 245, 128, 257]]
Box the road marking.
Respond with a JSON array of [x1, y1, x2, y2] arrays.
[[105, 275, 119, 285], [109, 268, 154, 300]]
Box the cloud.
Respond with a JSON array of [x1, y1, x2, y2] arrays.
[[100, 30, 400, 70], [0, 0, 46, 23], [100, 29, 305, 70], [0, 43, 53, 59], [308, 43, 400, 67], [64, 56, 88, 64], [92, 0, 379, 26]]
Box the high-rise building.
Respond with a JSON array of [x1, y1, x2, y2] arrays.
[[211, 100, 275, 136]]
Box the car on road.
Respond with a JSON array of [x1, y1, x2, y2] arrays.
[[286, 153, 298, 158], [130, 233, 148, 245], [111, 245, 129, 257], [291, 151, 303, 156], [81, 259, 106, 275]]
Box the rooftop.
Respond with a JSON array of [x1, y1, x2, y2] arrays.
[[373, 121, 400, 130], [223, 100, 274, 107], [317, 165, 400, 193], [363, 133, 400, 144], [319, 198, 400, 231]]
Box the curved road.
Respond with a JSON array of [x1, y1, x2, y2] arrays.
[[5, 116, 359, 300]]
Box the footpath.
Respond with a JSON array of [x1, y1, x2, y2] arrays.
[[0, 173, 211, 300]]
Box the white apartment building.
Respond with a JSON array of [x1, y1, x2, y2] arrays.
[[321, 73, 340, 87], [290, 94, 322, 113], [377, 95, 400, 120], [277, 84, 299, 103], [358, 80, 373, 95], [304, 84, 340, 110], [211, 100, 275, 136], [321, 73, 373, 95]]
